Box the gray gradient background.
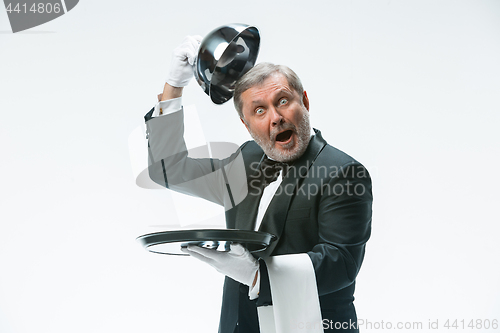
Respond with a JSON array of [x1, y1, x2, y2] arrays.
[[1, 1, 499, 332]]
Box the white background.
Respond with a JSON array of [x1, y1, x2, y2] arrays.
[[1, 1, 499, 332]]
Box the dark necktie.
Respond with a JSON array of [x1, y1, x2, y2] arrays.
[[260, 156, 289, 186]]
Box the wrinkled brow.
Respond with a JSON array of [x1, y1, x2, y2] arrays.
[[248, 88, 293, 106]]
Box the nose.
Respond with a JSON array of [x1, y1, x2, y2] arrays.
[[269, 106, 283, 127]]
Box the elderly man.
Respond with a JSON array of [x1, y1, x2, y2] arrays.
[[145, 36, 372, 333]]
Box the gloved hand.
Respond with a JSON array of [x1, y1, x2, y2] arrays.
[[184, 243, 259, 287], [165, 35, 202, 88]]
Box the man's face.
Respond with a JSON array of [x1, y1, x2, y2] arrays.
[[240, 73, 311, 162]]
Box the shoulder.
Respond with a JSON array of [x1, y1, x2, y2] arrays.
[[230, 140, 264, 180], [313, 130, 370, 178], [239, 140, 264, 161], [320, 144, 360, 166], [313, 130, 362, 167]]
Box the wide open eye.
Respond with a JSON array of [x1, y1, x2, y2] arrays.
[[255, 108, 265, 115], [279, 98, 288, 106]]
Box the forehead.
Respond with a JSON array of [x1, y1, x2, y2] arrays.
[[240, 74, 295, 105]]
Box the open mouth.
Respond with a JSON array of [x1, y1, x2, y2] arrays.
[[275, 130, 293, 143]]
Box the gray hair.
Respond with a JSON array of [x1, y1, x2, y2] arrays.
[[233, 63, 304, 119]]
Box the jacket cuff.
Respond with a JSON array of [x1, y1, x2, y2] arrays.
[[255, 258, 273, 307], [144, 107, 155, 122]]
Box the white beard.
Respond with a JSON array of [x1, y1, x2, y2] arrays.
[[249, 110, 311, 163]]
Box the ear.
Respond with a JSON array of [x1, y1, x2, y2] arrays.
[[240, 117, 250, 132], [302, 91, 310, 111]]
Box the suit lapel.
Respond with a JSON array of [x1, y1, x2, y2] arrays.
[[230, 144, 266, 231], [257, 130, 327, 257], [232, 176, 264, 231]]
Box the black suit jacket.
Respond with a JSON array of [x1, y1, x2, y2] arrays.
[[145, 108, 372, 333]]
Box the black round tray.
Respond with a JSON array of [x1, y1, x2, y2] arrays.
[[136, 229, 276, 256]]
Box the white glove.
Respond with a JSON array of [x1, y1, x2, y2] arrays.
[[184, 243, 259, 287], [165, 35, 202, 87]]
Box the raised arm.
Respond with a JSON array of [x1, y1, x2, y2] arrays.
[[144, 36, 248, 209]]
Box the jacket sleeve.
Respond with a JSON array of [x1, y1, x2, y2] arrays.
[[308, 162, 373, 295], [145, 107, 248, 209], [255, 259, 273, 306]]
